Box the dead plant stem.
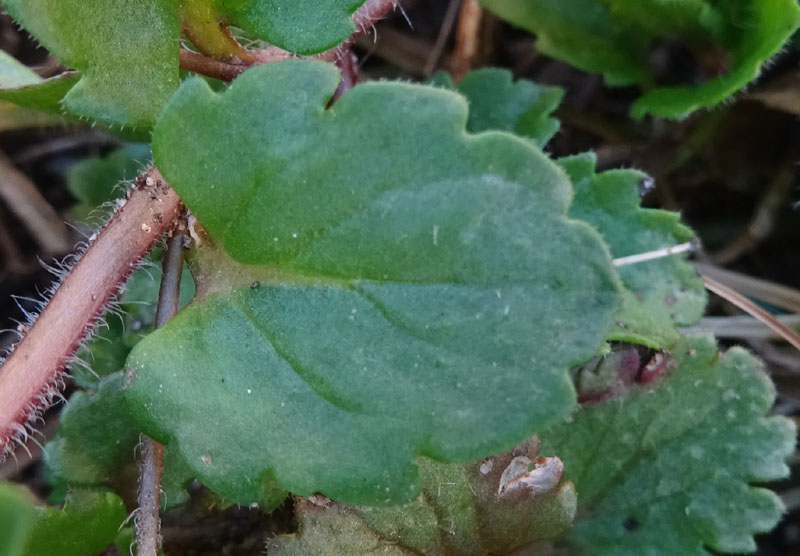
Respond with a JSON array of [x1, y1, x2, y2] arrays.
[[136, 228, 186, 556]]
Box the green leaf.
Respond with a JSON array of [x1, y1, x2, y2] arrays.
[[69, 253, 195, 388], [67, 143, 151, 222], [214, 0, 367, 54], [539, 335, 796, 555], [479, 0, 800, 118], [478, 0, 652, 86], [0, 50, 79, 114], [0, 484, 35, 556], [24, 490, 127, 556], [270, 439, 576, 555], [562, 152, 706, 348], [124, 60, 620, 506], [632, 0, 800, 118], [430, 68, 563, 148], [3, 0, 180, 126], [0, 486, 125, 556], [44, 373, 195, 510]]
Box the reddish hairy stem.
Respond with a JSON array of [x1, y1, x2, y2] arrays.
[[179, 0, 398, 81], [0, 168, 183, 458]]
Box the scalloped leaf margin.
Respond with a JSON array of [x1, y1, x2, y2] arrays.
[[122, 60, 621, 506]]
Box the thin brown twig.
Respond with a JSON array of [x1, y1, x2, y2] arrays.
[[424, 0, 462, 77], [710, 161, 796, 265], [702, 274, 800, 353], [136, 228, 186, 556], [0, 150, 71, 253], [0, 168, 183, 459], [450, 0, 483, 81]]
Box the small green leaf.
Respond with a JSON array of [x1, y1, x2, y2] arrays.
[[539, 335, 796, 555], [562, 152, 706, 347], [214, 0, 366, 54], [124, 60, 620, 505], [480, 0, 800, 118], [67, 143, 151, 223], [24, 490, 127, 556], [270, 439, 576, 555], [4, 0, 180, 126], [0, 50, 79, 114], [0, 486, 125, 556], [479, 0, 652, 86], [632, 0, 800, 118], [431, 68, 563, 148], [44, 373, 195, 510], [0, 484, 35, 556]]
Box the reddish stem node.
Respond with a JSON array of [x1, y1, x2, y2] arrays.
[[179, 0, 399, 81]]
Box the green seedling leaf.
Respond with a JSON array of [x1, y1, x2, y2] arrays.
[[67, 143, 152, 222], [213, 0, 367, 55], [480, 0, 800, 118], [44, 373, 195, 510], [632, 0, 800, 118], [25, 489, 127, 556], [4, 0, 180, 126], [270, 438, 575, 555], [125, 60, 620, 506], [0, 484, 35, 556], [478, 0, 653, 86], [539, 335, 795, 555], [431, 68, 563, 148], [0, 486, 125, 556], [0, 50, 79, 114], [563, 152, 706, 348]]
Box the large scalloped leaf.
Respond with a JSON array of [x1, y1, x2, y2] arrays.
[[479, 0, 800, 118], [430, 68, 563, 148], [538, 335, 795, 555], [562, 153, 706, 348], [3, 0, 180, 126], [123, 60, 620, 506], [214, 0, 367, 54]]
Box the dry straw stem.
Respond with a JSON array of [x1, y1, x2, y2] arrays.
[[0, 149, 71, 253], [450, 0, 484, 81], [0, 168, 182, 459], [703, 275, 800, 353]]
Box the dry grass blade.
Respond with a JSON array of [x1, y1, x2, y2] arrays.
[[687, 314, 800, 339], [695, 262, 800, 313], [702, 275, 800, 353]]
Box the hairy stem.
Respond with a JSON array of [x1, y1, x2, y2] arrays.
[[136, 228, 186, 556], [178, 0, 399, 81], [0, 168, 182, 459]]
